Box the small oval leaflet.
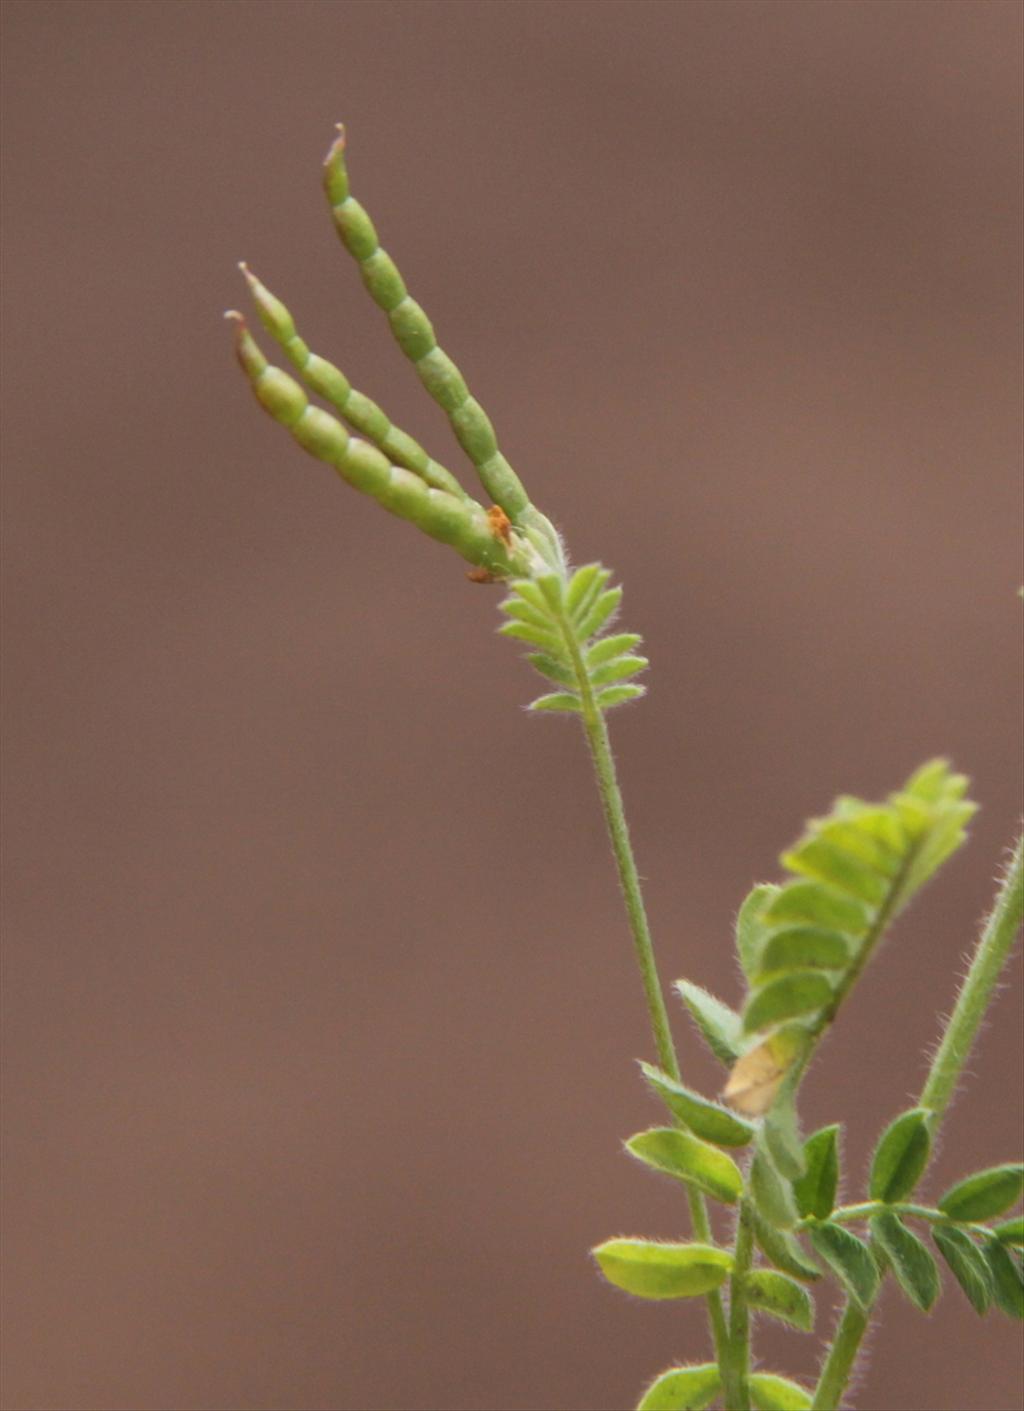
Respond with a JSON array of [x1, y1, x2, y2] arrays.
[[675, 980, 743, 1065], [938, 1164, 1024, 1223], [749, 1147, 799, 1231], [635, 1363, 721, 1411], [638, 1062, 755, 1147], [983, 1238, 1024, 1319], [735, 883, 781, 979], [743, 971, 834, 1035], [870, 1212, 940, 1312], [993, 1216, 1024, 1248], [868, 1107, 931, 1204], [792, 1125, 840, 1221], [807, 1222, 879, 1308], [763, 879, 870, 937], [592, 1239, 733, 1300], [758, 926, 850, 977], [625, 1127, 744, 1205], [932, 1226, 993, 1315], [744, 1268, 815, 1331], [751, 1208, 822, 1284]]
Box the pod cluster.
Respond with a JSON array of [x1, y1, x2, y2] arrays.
[[229, 126, 563, 581]]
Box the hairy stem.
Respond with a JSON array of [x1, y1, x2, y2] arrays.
[[722, 1201, 755, 1411], [813, 1300, 870, 1411], [558, 610, 732, 1375], [920, 833, 1024, 1119], [812, 833, 1024, 1411]]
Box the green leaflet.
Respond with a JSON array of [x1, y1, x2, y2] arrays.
[[792, 1126, 840, 1221], [762, 881, 869, 937], [675, 980, 743, 1064], [868, 1108, 931, 1204], [748, 1373, 813, 1411], [807, 1222, 879, 1308], [638, 1062, 755, 1147], [744, 1268, 815, 1331], [757, 927, 850, 977], [932, 1226, 993, 1315], [938, 1164, 1024, 1223], [743, 972, 833, 1034], [735, 883, 781, 979], [592, 1239, 733, 1300], [993, 1216, 1024, 1247], [499, 567, 647, 715], [762, 1087, 806, 1181], [749, 1147, 799, 1231], [871, 1212, 940, 1312], [983, 1238, 1024, 1319], [635, 1364, 721, 1411], [625, 1128, 744, 1204], [751, 1208, 822, 1284]]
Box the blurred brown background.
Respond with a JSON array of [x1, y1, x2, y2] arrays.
[[2, 2, 1021, 1409]]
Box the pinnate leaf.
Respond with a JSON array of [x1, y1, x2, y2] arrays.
[[938, 1164, 1024, 1223], [625, 1127, 744, 1204], [868, 1108, 931, 1204], [871, 1212, 940, 1312], [793, 1125, 840, 1221], [635, 1364, 721, 1411], [592, 1239, 732, 1299], [808, 1222, 879, 1308]]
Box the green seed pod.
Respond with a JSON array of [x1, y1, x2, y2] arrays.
[[227, 312, 529, 578], [322, 125, 531, 522], [240, 264, 467, 502]]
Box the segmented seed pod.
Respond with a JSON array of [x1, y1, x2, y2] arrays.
[[239, 264, 469, 503], [228, 312, 529, 577], [322, 126, 531, 523]]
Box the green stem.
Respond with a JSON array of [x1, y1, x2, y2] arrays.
[[813, 1300, 869, 1411], [812, 833, 1023, 1411], [722, 1201, 755, 1411], [816, 1201, 994, 1239], [559, 612, 732, 1377], [920, 833, 1024, 1119]]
